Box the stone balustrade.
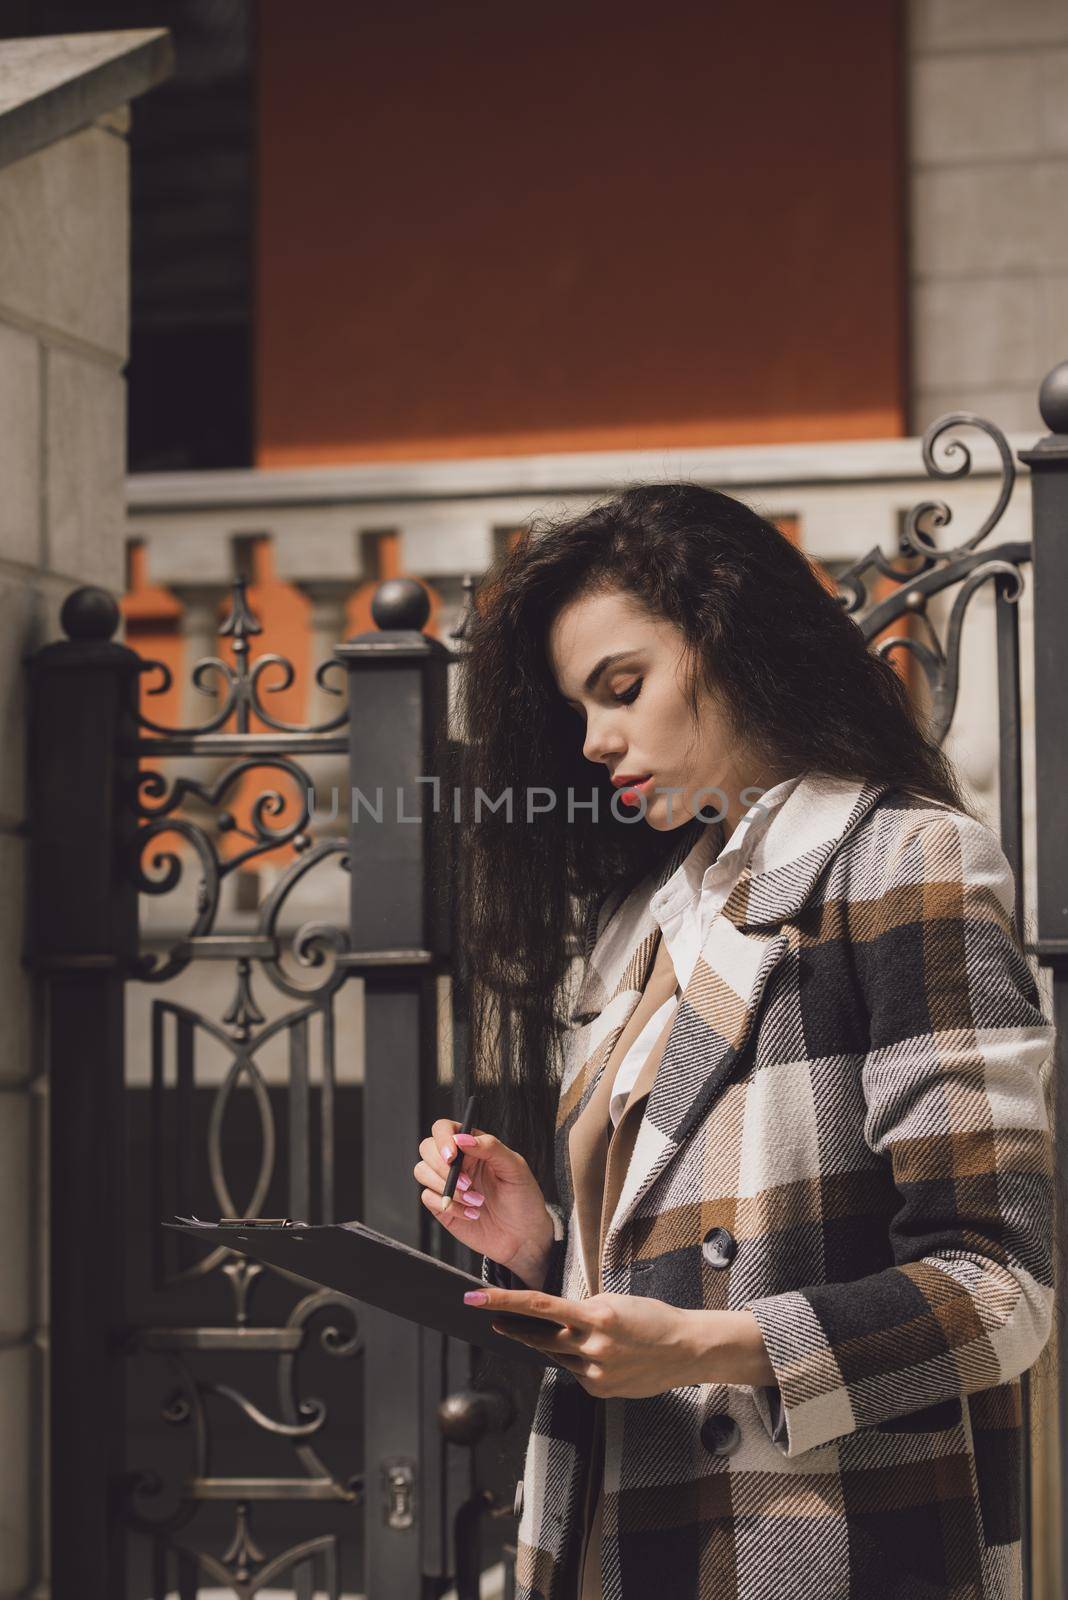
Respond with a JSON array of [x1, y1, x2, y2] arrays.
[[125, 431, 1036, 818]]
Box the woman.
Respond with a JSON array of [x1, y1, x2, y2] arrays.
[[412, 484, 1056, 1600]]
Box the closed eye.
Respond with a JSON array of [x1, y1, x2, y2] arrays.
[[613, 678, 642, 705], [562, 675, 643, 719]]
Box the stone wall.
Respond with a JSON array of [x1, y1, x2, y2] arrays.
[[0, 107, 130, 1600], [909, 0, 1068, 432]]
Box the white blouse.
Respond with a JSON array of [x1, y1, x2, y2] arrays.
[[608, 775, 803, 1127]]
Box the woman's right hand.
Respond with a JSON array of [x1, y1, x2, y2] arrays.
[[413, 1119, 555, 1288]]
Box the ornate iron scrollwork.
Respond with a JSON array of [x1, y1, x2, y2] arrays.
[[134, 573, 350, 739], [117, 415, 1034, 1593], [122, 574, 361, 1590], [834, 412, 1030, 746]]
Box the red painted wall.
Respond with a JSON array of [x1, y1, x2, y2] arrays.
[[255, 0, 906, 465]]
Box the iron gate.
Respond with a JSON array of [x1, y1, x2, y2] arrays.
[[28, 570, 534, 1598], [27, 362, 1068, 1598]]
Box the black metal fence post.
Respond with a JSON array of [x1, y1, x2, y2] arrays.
[[334, 578, 457, 1598], [25, 588, 141, 1600], [1019, 359, 1068, 1598]]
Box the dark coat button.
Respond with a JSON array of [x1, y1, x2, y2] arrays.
[[701, 1226, 737, 1269], [700, 1413, 741, 1456]]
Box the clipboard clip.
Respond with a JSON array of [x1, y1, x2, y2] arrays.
[[218, 1217, 296, 1229]]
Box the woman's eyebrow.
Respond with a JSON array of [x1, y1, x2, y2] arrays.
[[578, 649, 639, 694], [561, 650, 639, 706]]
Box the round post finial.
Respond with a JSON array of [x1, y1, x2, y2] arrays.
[[370, 577, 431, 632], [60, 586, 121, 641], [1038, 361, 1068, 435]]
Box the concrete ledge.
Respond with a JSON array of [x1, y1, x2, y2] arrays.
[[0, 28, 173, 173], [126, 431, 1037, 517]]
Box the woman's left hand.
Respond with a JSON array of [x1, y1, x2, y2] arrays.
[[466, 1285, 760, 1397]]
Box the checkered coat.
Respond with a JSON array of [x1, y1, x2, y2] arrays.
[[486, 774, 1056, 1600]]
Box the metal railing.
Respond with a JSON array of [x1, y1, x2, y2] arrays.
[[26, 372, 1068, 1597]]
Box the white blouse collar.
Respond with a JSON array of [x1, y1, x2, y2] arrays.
[[649, 773, 803, 920]]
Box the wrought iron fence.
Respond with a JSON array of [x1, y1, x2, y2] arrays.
[[27, 363, 1068, 1598]]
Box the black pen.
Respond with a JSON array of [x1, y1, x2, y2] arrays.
[[441, 1093, 477, 1211]]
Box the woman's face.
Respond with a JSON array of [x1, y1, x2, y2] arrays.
[[547, 587, 765, 835]]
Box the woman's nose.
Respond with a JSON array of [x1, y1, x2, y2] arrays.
[[582, 713, 625, 766]]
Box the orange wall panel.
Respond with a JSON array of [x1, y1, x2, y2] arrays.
[[255, 0, 906, 465]]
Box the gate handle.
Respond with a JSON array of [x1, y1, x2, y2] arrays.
[[437, 1386, 515, 1445]]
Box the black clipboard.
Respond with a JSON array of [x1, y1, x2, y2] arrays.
[[162, 1217, 565, 1368]]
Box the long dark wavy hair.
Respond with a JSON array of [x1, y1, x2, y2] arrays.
[[444, 483, 974, 1191]]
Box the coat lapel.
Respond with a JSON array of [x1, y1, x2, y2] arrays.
[[567, 929, 680, 1294], [554, 922, 661, 1145], [601, 919, 791, 1274], [557, 821, 707, 1138], [576, 773, 891, 1279], [568, 817, 713, 1026]]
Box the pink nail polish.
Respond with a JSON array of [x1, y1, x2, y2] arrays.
[[441, 1144, 453, 1162], [464, 1190, 484, 1206], [463, 1290, 487, 1305], [457, 1174, 471, 1191], [454, 1133, 478, 1148], [463, 1206, 481, 1220]]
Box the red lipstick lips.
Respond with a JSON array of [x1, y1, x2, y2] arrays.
[[613, 774, 654, 804]]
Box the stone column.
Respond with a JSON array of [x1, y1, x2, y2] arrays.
[[170, 580, 227, 727], [297, 578, 352, 730], [0, 27, 173, 1596], [908, 0, 1068, 433], [296, 579, 352, 849]]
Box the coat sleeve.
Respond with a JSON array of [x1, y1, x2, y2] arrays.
[[742, 808, 1056, 1458], [481, 1200, 568, 1294]]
